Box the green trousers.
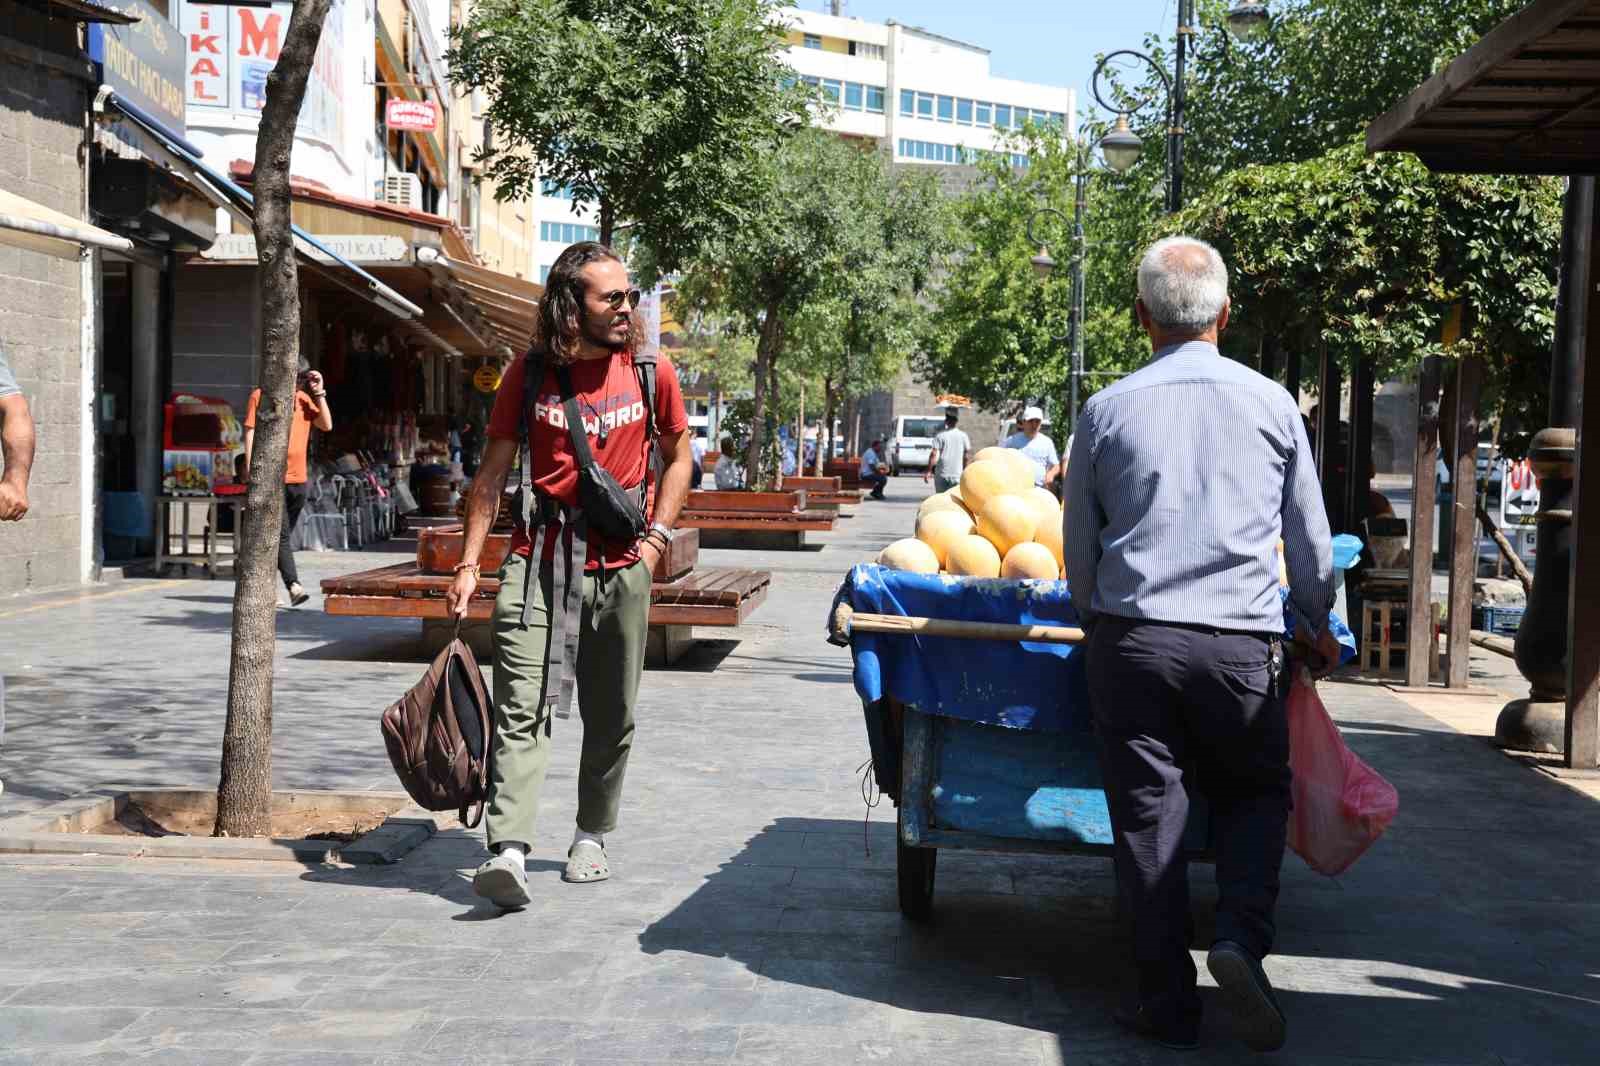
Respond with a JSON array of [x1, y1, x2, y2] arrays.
[[486, 551, 650, 850]]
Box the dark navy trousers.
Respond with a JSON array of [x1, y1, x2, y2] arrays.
[[1085, 615, 1291, 1020]]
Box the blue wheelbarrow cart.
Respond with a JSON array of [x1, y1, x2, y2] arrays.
[[829, 565, 1352, 921]]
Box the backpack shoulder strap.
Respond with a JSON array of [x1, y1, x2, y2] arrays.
[[632, 348, 658, 443]]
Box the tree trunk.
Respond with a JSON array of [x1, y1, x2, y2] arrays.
[[599, 199, 615, 247], [746, 300, 782, 490], [764, 348, 782, 489], [215, 0, 333, 839], [817, 375, 834, 476]]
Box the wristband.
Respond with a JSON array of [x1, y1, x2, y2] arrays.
[[453, 561, 481, 575]]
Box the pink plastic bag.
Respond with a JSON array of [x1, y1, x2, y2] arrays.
[[1286, 670, 1399, 875]]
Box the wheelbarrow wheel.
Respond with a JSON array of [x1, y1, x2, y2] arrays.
[[896, 808, 936, 921]]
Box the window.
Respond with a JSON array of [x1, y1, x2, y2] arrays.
[[849, 41, 885, 61], [820, 78, 841, 104], [844, 82, 863, 110], [976, 101, 992, 126], [937, 95, 954, 122], [539, 265, 551, 284], [803, 33, 822, 50], [900, 88, 914, 116], [1032, 109, 1050, 125], [1051, 112, 1066, 127], [1012, 107, 1027, 130], [801, 74, 820, 88], [540, 222, 600, 243], [541, 180, 573, 200], [956, 98, 973, 125], [994, 104, 1011, 129], [916, 92, 934, 119], [866, 85, 885, 113]]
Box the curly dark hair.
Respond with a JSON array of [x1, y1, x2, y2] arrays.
[[533, 241, 646, 365]]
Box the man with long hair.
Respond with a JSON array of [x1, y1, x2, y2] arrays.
[[448, 242, 693, 908]]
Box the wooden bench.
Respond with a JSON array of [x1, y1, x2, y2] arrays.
[[675, 490, 837, 550], [779, 475, 862, 515], [824, 459, 867, 490], [320, 525, 770, 666]]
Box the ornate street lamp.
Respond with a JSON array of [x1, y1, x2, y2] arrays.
[[1226, 1, 1272, 42]]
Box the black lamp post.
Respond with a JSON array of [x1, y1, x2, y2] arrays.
[[1093, 0, 1271, 212]]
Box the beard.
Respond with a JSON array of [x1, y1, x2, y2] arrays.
[[580, 310, 630, 353]]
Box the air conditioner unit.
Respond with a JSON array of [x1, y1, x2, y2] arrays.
[[382, 172, 424, 210]]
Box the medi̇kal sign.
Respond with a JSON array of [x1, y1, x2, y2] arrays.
[[86, 0, 188, 137], [385, 99, 439, 133]]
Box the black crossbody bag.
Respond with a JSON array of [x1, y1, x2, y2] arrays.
[[554, 364, 647, 543]]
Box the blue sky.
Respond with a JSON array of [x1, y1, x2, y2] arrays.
[[813, 0, 1179, 108]]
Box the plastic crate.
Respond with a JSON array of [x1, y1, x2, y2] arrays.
[[1473, 604, 1525, 635]]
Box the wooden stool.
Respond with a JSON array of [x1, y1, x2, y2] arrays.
[[1360, 600, 1442, 680]]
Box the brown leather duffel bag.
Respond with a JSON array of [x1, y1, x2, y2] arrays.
[[380, 634, 494, 827]]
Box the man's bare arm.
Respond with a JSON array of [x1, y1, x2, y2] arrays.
[[447, 438, 516, 616], [0, 394, 37, 521]]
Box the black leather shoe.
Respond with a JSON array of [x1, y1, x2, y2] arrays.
[[1207, 940, 1286, 1052], [1114, 1004, 1201, 1050]]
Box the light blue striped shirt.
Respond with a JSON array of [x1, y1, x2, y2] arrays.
[[1063, 341, 1334, 634]]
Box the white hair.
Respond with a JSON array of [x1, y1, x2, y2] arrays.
[[1137, 236, 1229, 333]]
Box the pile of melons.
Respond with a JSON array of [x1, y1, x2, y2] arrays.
[[877, 448, 1065, 581]]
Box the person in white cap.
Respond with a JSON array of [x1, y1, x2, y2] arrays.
[[1003, 405, 1059, 487]]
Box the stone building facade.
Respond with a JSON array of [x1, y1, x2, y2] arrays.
[[0, 6, 92, 595]]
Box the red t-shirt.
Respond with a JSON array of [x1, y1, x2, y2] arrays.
[[487, 350, 687, 570]]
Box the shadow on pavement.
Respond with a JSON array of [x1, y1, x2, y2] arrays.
[[628, 701, 1600, 1064]]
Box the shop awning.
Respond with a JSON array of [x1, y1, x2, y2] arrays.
[[0, 186, 134, 259], [103, 91, 424, 320], [1366, 0, 1600, 174], [47, 0, 138, 23], [415, 247, 539, 355]]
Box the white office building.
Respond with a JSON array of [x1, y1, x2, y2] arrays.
[[779, 7, 1076, 169]]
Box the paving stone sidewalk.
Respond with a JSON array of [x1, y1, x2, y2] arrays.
[[1, 478, 1598, 1064]]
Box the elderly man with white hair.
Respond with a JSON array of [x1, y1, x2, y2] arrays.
[[1063, 236, 1342, 1053]]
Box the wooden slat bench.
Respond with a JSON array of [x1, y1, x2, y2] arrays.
[[320, 525, 770, 666], [674, 490, 837, 550], [824, 459, 867, 490], [779, 475, 863, 514]]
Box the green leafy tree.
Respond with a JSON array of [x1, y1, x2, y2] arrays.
[[676, 129, 930, 487], [920, 125, 1161, 422], [1163, 139, 1562, 452], [447, 0, 806, 271]]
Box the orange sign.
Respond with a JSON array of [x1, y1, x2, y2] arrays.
[[386, 98, 439, 132]]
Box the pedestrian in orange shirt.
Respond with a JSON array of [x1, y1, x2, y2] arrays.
[[244, 365, 333, 606]]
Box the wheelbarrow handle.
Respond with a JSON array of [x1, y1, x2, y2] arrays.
[[832, 603, 1084, 645]]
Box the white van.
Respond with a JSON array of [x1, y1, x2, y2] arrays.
[[889, 414, 947, 476]]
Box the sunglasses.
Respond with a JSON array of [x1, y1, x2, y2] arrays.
[[600, 288, 642, 311]]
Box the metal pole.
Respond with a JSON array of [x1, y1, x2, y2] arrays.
[[1170, 0, 1191, 213], [1069, 158, 1087, 432]]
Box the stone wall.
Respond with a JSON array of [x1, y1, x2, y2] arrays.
[[0, 11, 90, 594]]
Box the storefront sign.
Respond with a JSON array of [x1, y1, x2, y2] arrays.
[[200, 233, 411, 264], [386, 99, 439, 133], [473, 365, 503, 394], [87, 1, 187, 137], [183, 2, 346, 161]]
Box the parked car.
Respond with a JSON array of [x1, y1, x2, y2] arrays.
[[889, 414, 946, 476]]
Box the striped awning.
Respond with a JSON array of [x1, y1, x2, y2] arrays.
[[0, 187, 133, 259]]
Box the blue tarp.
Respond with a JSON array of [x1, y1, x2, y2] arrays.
[[831, 564, 1356, 736]]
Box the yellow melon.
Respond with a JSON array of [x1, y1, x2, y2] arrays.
[[916, 491, 963, 525], [946, 534, 1002, 578], [1002, 541, 1060, 580], [877, 537, 940, 574], [959, 459, 1025, 515], [916, 509, 976, 568], [976, 494, 1038, 556], [973, 446, 1013, 467], [947, 484, 974, 517], [1023, 486, 1062, 532], [1034, 512, 1065, 570], [977, 446, 1038, 489]]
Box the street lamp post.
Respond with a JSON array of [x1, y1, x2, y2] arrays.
[[1095, 0, 1272, 211]]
